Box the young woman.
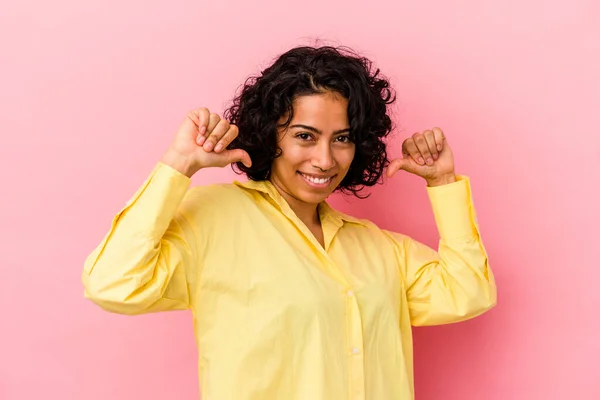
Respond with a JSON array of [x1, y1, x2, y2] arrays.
[[82, 45, 496, 400]]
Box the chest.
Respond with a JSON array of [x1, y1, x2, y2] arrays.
[[196, 210, 402, 320]]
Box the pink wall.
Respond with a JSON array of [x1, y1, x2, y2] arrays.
[[1, 0, 598, 399]]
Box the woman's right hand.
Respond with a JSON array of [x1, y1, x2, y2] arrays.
[[160, 108, 252, 177]]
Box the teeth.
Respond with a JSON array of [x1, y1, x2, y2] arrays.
[[302, 173, 331, 184]]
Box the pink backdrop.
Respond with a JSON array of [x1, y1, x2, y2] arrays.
[[1, 0, 598, 399]]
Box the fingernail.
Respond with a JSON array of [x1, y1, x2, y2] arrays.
[[199, 126, 206, 135], [437, 144, 442, 151], [214, 143, 223, 152], [433, 154, 438, 160], [418, 157, 425, 165], [204, 141, 214, 151], [427, 158, 433, 165], [197, 135, 206, 145]]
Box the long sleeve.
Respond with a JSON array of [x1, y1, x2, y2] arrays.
[[385, 175, 497, 326], [82, 162, 200, 315]]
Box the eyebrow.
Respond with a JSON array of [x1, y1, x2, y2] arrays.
[[289, 124, 351, 135]]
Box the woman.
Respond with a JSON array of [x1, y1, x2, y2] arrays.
[[82, 45, 496, 399]]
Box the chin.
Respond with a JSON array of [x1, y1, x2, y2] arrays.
[[296, 189, 330, 205]]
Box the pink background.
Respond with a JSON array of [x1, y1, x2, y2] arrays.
[[1, 0, 599, 399]]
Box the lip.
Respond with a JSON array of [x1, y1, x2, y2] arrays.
[[298, 172, 335, 189]]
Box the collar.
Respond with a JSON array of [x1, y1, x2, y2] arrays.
[[233, 179, 367, 227]]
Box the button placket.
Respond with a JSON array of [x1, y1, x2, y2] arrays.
[[346, 287, 365, 400]]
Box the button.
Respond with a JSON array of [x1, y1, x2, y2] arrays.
[[346, 290, 354, 297], [351, 347, 360, 355]]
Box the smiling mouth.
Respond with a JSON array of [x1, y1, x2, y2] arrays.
[[298, 172, 335, 187]]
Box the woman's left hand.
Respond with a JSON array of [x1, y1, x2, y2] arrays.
[[386, 127, 456, 186]]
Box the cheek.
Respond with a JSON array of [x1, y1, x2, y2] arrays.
[[337, 149, 356, 170], [272, 151, 303, 176], [282, 149, 309, 169]]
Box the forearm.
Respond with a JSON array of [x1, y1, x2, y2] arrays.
[[398, 175, 497, 326]]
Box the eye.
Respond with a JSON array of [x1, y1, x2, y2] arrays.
[[334, 135, 352, 143], [295, 132, 313, 141]]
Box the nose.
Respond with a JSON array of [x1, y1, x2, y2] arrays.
[[312, 142, 336, 172]]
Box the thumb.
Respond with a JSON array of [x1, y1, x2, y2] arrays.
[[386, 157, 413, 178], [225, 149, 252, 168]]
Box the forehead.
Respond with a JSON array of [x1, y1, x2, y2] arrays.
[[289, 92, 349, 126]]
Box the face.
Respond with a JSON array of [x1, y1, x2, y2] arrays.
[[269, 91, 356, 208]]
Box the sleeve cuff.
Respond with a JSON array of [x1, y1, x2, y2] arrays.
[[426, 175, 479, 240]]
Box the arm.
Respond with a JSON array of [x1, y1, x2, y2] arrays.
[[82, 162, 198, 315], [82, 107, 251, 315], [385, 175, 497, 326]]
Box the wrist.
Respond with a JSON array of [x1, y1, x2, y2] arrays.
[[160, 148, 198, 178], [426, 173, 456, 187]]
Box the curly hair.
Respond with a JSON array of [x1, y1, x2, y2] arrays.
[[224, 45, 395, 196]]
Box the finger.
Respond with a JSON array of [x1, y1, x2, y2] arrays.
[[193, 108, 211, 145], [214, 125, 239, 153], [187, 111, 199, 127], [403, 137, 425, 165], [423, 130, 438, 160], [203, 118, 229, 152], [386, 158, 405, 178], [225, 148, 252, 168], [207, 112, 221, 132], [432, 127, 445, 152], [387, 154, 420, 177], [414, 132, 433, 165]]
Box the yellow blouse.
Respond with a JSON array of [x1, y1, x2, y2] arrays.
[[82, 162, 496, 400]]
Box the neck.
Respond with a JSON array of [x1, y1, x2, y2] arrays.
[[270, 180, 320, 228], [289, 199, 320, 228]]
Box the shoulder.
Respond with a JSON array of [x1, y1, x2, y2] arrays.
[[332, 208, 412, 248], [179, 182, 252, 217], [185, 182, 246, 202]]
